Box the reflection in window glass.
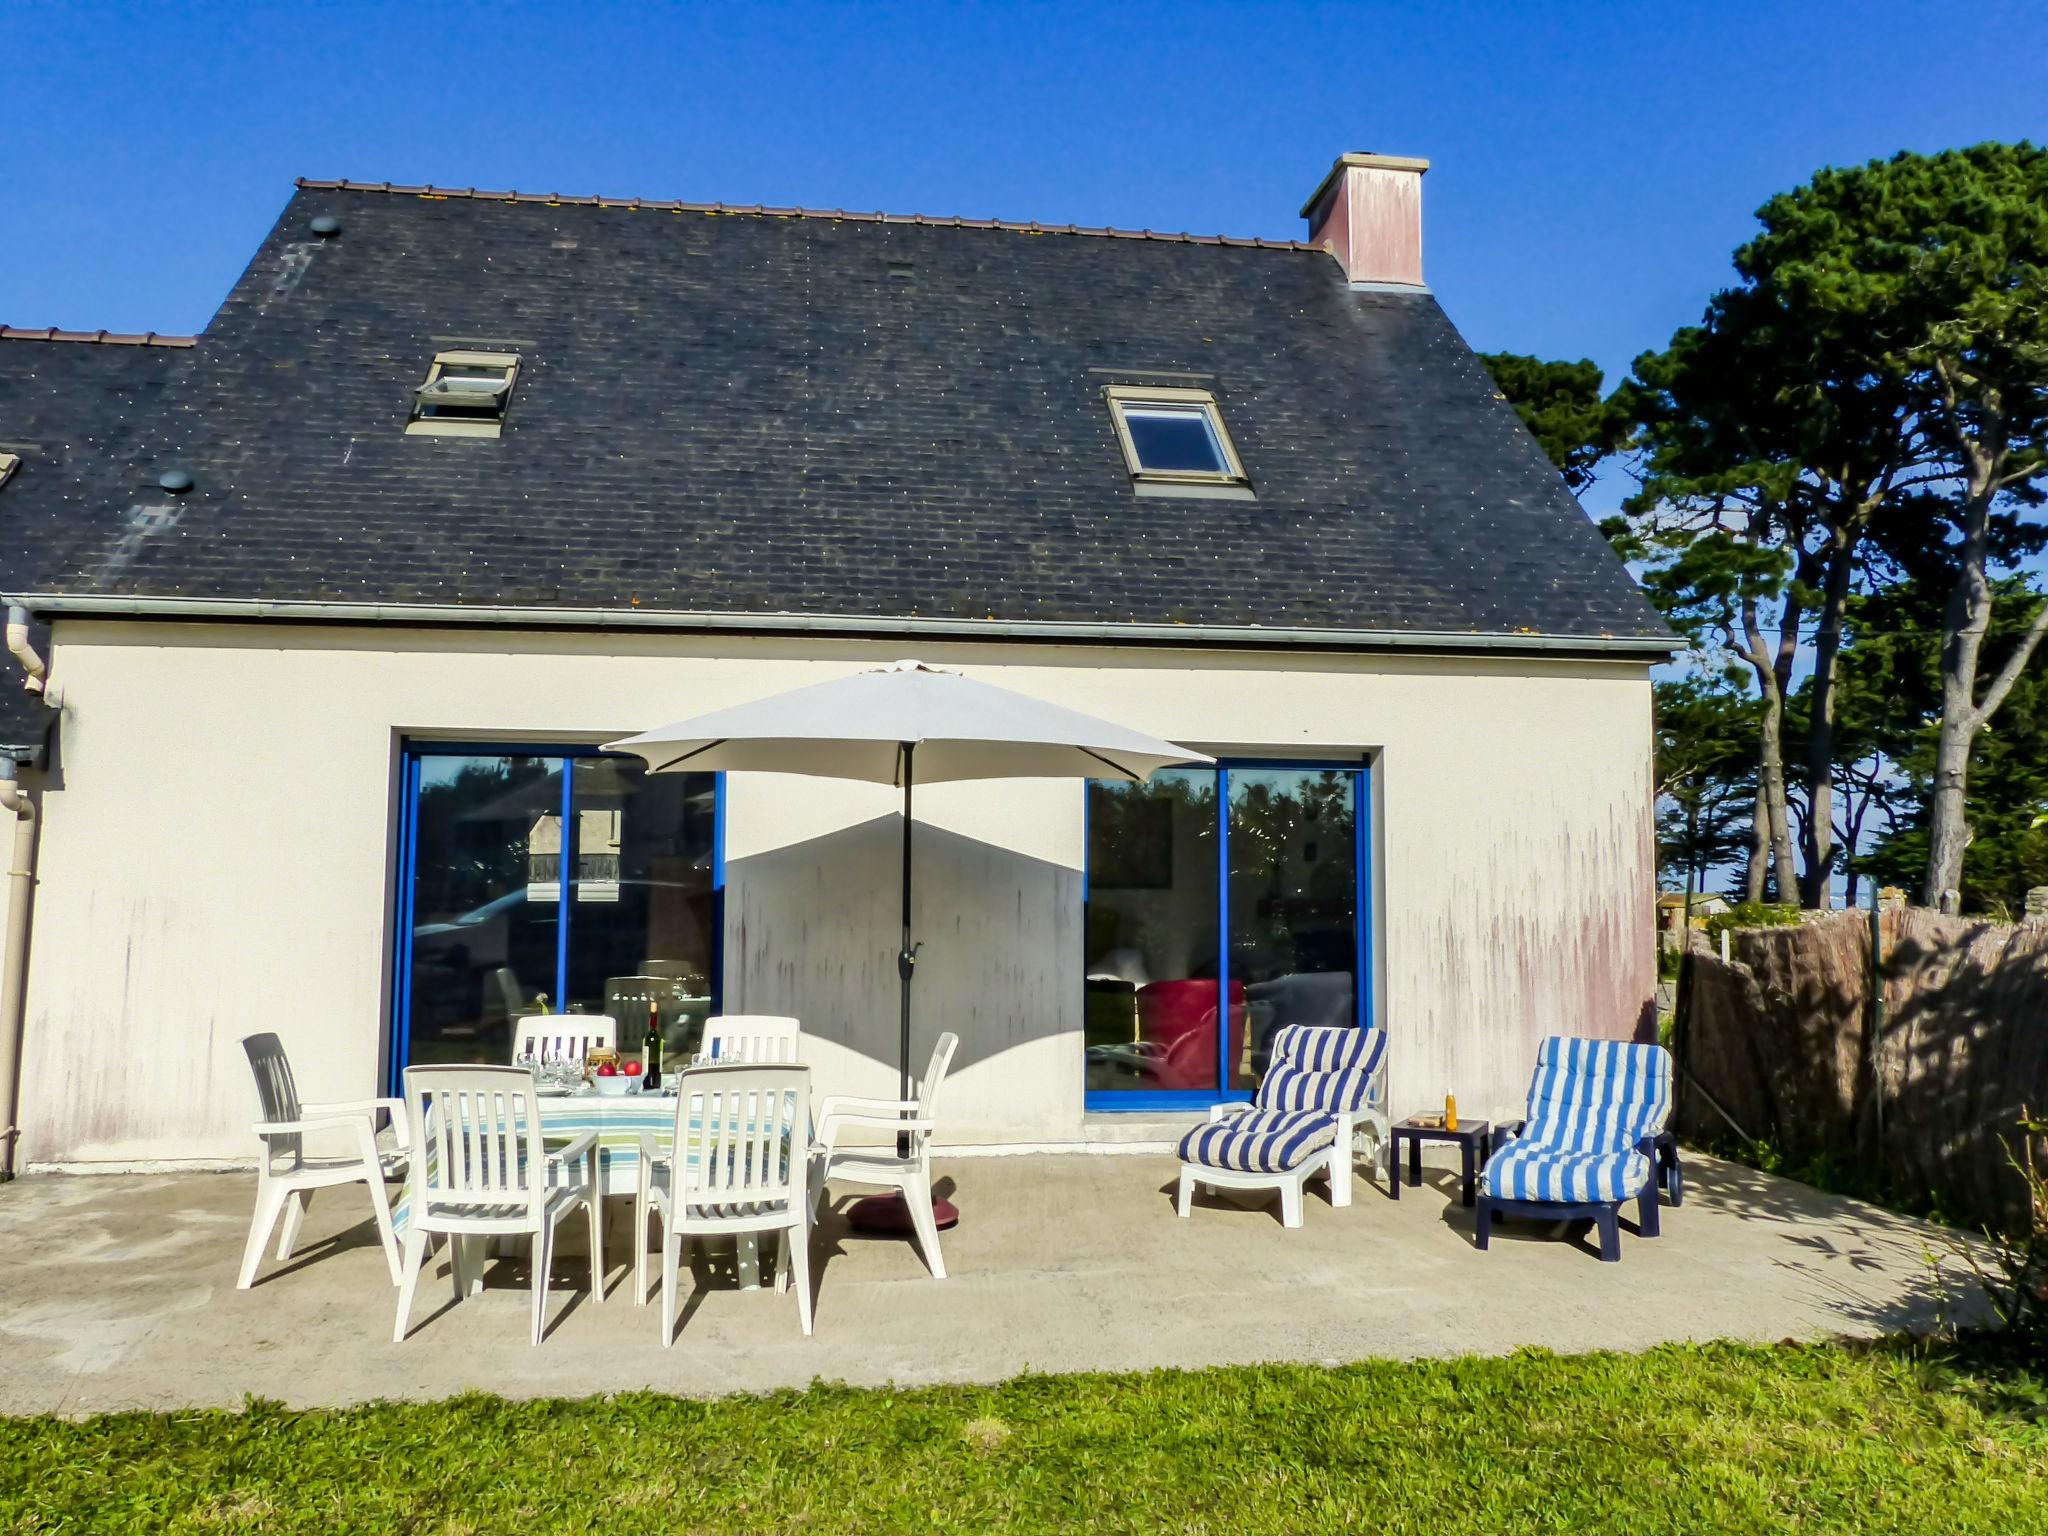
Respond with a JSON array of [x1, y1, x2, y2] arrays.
[[1084, 764, 1366, 1104], [1122, 406, 1230, 474], [405, 755, 564, 1067], [1228, 770, 1359, 1090], [400, 750, 717, 1073], [1083, 771, 1235, 1095], [562, 757, 717, 1059]]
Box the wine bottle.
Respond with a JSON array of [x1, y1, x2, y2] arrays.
[[644, 1001, 663, 1091]]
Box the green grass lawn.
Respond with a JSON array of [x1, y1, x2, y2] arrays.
[[3, 1342, 2044, 1535]]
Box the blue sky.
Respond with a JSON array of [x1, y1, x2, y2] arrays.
[[6, 1, 2046, 409]]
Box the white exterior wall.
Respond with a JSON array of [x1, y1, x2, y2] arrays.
[[14, 621, 1656, 1167]]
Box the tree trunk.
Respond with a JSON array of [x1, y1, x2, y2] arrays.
[[1800, 536, 1858, 909], [1916, 363, 2048, 910], [1922, 406, 2002, 910], [1924, 706, 1974, 914], [1736, 596, 1801, 906], [1838, 767, 1873, 911], [1760, 688, 1799, 901], [1925, 508, 1994, 912], [1745, 786, 1768, 903]]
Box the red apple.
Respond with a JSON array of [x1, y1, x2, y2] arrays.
[[622, 1060, 643, 1077], [596, 1062, 618, 1077]]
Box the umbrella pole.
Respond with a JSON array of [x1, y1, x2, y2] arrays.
[[848, 739, 956, 1234], [897, 741, 916, 1154]]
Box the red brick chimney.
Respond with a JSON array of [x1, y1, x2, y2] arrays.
[[1301, 153, 1429, 287]]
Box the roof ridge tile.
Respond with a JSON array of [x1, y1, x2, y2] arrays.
[[291, 177, 1321, 251], [0, 326, 196, 348]]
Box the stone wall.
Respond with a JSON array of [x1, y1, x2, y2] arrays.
[[1678, 907, 2048, 1226]]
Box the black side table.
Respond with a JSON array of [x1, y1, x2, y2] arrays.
[[1389, 1119, 1492, 1207]]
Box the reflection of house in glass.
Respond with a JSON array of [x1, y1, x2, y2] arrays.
[[524, 809, 623, 903]]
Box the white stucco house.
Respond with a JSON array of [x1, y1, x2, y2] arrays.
[[0, 154, 1672, 1174]]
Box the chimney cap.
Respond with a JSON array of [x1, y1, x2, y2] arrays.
[[1300, 152, 1431, 219]]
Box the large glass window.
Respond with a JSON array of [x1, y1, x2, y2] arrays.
[[393, 746, 718, 1084], [1084, 762, 1370, 1107]]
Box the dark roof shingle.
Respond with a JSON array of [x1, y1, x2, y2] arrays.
[[0, 333, 190, 751], [21, 183, 1670, 650]]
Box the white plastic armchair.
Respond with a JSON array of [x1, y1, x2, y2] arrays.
[[394, 1064, 603, 1345], [511, 1014, 618, 1065], [700, 1014, 802, 1065], [239, 1033, 410, 1288], [812, 1031, 958, 1278], [634, 1062, 814, 1342]]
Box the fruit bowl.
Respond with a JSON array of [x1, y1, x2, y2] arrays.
[[591, 1072, 641, 1097]]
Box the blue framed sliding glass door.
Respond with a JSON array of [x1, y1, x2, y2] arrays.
[[389, 743, 721, 1092], [1083, 760, 1372, 1111]]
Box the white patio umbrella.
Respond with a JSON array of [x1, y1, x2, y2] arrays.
[[603, 660, 1212, 1130]]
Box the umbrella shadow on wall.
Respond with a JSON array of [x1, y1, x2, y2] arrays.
[[723, 810, 1083, 1093]]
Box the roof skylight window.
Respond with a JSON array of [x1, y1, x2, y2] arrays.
[[407, 351, 520, 438], [0, 452, 18, 493], [1103, 385, 1249, 492]]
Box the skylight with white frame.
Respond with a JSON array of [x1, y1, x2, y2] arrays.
[[407, 351, 521, 438]]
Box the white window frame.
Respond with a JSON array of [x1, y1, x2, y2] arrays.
[[1103, 385, 1250, 489], [406, 350, 521, 438]]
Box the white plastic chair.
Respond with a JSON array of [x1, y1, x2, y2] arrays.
[[813, 1031, 957, 1279], [700, 1013, 802, 1065], [238, 1033, 409, 1288], [635, 1062, 814, 1342], [393, 1065, 603, 1345], [510, 1013, 617, 1065]]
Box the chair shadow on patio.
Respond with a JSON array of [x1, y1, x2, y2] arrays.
[[393, 1239, 608, 1343], [617, 1178, 916, 1340], [1449, 1190, 1660, 1261], [1158, 1168, 1388, 1225], [635, 1235, 794, 1339], [813, 1173, 958, 1286], [1403, 1145, 1669, 1259], [244, 1210, 395, 1289]]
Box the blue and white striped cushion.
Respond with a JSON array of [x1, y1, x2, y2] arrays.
[[1520, 1036, 1672, 1153], [1255, 1025, 1385, 1114], [1481, 1142, 1650, 1202], [1480, 1036, 1672, 1203], [1176, 1109, 1337, 1173], [1177, 1025, 1386, 1173]]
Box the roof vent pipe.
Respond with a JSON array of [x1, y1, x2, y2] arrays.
[[5, 607, 48, 698], [0, 760, 36, 1180], [1301, 152, 1430, 287]]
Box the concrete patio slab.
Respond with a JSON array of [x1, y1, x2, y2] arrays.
[[0, 1150, 1974, 1416]]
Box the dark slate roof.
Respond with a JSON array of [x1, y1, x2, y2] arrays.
[[0, 332, 192, 753], [24, 181, 1670, 651]]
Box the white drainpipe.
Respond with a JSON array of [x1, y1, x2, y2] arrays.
[[0, 605, 51, 1179], [0, 761, 36, 1180], [5, 605, 59, 706]]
